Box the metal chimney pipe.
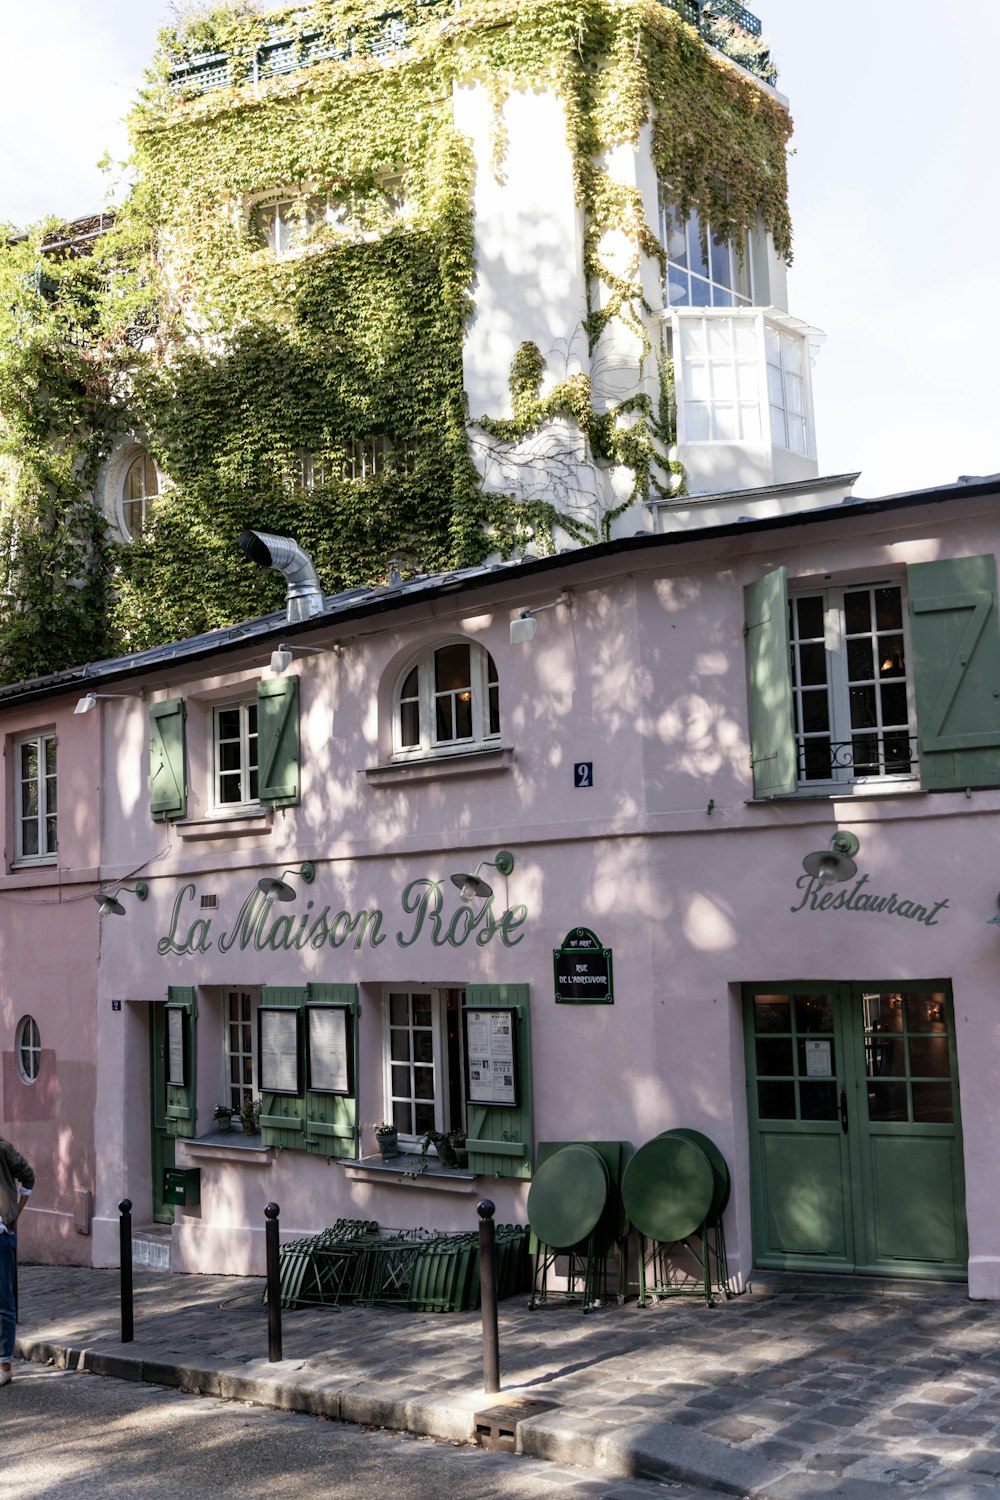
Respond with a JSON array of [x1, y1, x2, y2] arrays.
[[237, 531, 324, 622]]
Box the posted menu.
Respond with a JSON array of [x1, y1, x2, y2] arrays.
[[464, 1008, 518, 1107]]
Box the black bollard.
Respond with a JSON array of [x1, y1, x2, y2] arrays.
[[119, 1199, 133, 1344], [477, 1199, 500, 1394], [265, 1202, 282, 1362]]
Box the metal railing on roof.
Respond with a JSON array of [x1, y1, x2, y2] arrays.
[[165, 0, 773, 98]]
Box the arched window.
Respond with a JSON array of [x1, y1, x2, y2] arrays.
[[16, 1016, 41, 1084], [122, 450, 159, 540], [394, 642, 499, 757]]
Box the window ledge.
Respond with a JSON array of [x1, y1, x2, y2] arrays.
[[365, 745, 514, 787], [177, 1131, 275, 1164], [339, 1153, 479, 1192], [174, 811, 274, 840], [746, 784, 924, 805]]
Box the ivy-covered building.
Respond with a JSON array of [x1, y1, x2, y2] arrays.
[[0, 0, 836, 687]]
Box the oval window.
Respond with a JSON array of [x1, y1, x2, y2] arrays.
[[16, 1016, 41, 1083]]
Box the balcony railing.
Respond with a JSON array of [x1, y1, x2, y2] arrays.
[[166, 0, 773, 99], [798, 736, 919, 786]]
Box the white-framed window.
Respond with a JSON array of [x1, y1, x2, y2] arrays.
[[394, 642, 500, 758], [384, 987, 465, 1143], [659, 192, 753, 309], [97, 437, 164, 543], [253, 176, 407, 256], [666, 309, 815, 457], [225, 989, 258, 1112], [790, 582, 917, 788], [294, 437, 419, 490], [766, 325, 808, 457], [213, 701, 259, 809], [14, 732, 56, 864], [16, 1016, 41, 1084], [122, 449, 159, 540]]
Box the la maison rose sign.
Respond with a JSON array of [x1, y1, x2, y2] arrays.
[[155, 877, 528, 958]]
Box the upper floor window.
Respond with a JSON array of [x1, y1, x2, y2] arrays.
[[747, 554, 1000, 801], [122, 450, 159, 540], [790, 584, 915, 788], [213, 701, 259, 809], [254, 176, 407, 257], [394, 643, 499, 758], [14, 732, 56, 863], [294, 436, 419, 490], [659, 192, 752, 309], [766, 326, 807, 457]]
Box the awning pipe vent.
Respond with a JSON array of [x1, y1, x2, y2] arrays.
[[238, 530, 324, 622]]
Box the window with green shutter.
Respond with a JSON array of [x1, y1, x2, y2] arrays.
[[149, 699, 187, 821], [258, 984, 359, 1157], [164, 986, 197, 1137], [463, 984, 532, 1180], [745, 557, 1000, 798], [908, 554, 1000, 791], [257, 676, 300, 807]]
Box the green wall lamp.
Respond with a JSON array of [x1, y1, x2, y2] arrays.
[[450, 850, 515, 903], [257, 862, 316, 901], [95, 881, 149, 917], [802, 831, 860, 886]]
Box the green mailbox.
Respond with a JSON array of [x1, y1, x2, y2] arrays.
[[163, 1166, 201, 1207]]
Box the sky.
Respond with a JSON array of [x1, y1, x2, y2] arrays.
[[0, 0, 997, 499]]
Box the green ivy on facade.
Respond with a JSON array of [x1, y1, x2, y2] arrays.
[[0, 0, 791, 676]]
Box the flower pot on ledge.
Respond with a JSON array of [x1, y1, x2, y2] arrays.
[[376, 1129, 398, 1158]]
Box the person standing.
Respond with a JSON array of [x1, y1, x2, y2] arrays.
[[0, 1135, 34, 1387]]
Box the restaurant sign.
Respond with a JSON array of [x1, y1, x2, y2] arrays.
[[553, 927, 614, 1004]]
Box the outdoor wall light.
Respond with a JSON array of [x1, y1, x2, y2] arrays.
[[269, 643, 329, 675], [509, 593, 571, 646], [801, 831, 860, 886], [256, 862, 316, 901], [74, 692, 135, 714], [94, 881, 149, 918], [450, 850, 515, 903]]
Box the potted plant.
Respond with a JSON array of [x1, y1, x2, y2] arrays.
[[447, 1127, 468, 1170], [417, 1129, 460, 1169], [214, 1104, 234, 1134], [374, 1121, 398, 1158], [239, 1096, 261, 1135]]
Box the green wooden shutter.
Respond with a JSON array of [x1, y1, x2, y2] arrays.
[[303, 984, 359, 1161], [463, 985, 532, 1180], [744, 567, 797, 798], [908, 554, 1000, 791], [165, 986, 197, 1137], [257, 677, 300, 807], [259, 986, 306, 1149], [149, 699, 187, 821]]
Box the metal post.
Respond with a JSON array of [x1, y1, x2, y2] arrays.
[[119, 1199, 133, 1344], [477, 1199, 500, 1394], [265, 1202, 282, 1362]]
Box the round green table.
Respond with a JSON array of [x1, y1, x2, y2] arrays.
[[621, 1134, 714, 1243], [527, 1144, 609, 1250]]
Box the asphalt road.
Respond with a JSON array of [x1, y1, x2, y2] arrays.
[[0, 1362, 726, 1499]]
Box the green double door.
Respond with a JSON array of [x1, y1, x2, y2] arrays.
[[743, 983, 967, 1281]]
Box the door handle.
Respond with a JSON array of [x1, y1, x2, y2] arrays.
[[840, 1089, 848, 1134]]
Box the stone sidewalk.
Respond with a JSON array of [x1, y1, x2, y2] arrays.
[[12, 1263, 1000, 1499]]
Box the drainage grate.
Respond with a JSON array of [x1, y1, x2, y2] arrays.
[[473, 1397, 557, 1452]]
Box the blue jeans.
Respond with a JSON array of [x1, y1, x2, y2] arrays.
[[0, 1231, 15, 1361]]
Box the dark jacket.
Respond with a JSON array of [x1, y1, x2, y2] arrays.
[[0, 1138, 35, 1227]]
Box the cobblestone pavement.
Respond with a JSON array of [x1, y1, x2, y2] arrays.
[[13, 1264, 1000, 1499]]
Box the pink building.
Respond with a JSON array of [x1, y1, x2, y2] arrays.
[[5, 474, 1000, 1296]]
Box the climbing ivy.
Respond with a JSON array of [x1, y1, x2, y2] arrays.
[[0, 0, 790, 671]]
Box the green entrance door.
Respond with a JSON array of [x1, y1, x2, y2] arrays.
[[150, 1002, 175, 1225], [743, 983, 967, 1281]]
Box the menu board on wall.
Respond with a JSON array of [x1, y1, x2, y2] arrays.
[[258, 1007, 302, 1096], [463, 1007, 519, 1108], [166, 1005, 186, 1088], [306, 1005, 352, 1096]]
